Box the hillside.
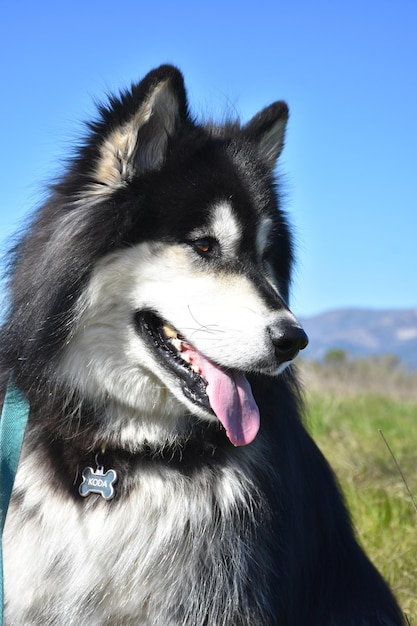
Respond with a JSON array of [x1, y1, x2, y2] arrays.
[[301, 308, 417, 368]]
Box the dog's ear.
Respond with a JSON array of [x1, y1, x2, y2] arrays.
[[91, 65, 188, 187], [242, 101, 289, 167]]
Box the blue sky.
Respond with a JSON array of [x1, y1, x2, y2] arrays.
[[1, 0, 416, 317]]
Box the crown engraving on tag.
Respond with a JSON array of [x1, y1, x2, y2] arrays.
[[79, 466, 118, 500]]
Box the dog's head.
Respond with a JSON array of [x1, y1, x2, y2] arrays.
[[4, 65, 307, 447]]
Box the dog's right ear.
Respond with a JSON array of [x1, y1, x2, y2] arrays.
[[242, 101, 289, 168], [90, 65, 188, 189]]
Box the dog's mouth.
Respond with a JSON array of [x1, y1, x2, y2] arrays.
[[135, 311, 260, 446]]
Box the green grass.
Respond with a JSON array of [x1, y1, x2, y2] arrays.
[[305, 391, 417, 622]]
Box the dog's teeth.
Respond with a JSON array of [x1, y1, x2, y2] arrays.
[[162, 323, 178, 339], [171, 338, 183, 352]]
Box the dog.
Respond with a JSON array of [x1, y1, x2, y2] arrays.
[[0, 65, 404, 625]]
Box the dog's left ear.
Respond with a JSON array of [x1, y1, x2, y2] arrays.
[[242, 101, 289, 167], [92, 65, 188, 188]]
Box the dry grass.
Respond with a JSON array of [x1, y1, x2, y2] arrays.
[[300, 353, 417, 402]]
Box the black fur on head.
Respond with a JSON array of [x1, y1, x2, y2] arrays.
[[0, 64, 291, 395]]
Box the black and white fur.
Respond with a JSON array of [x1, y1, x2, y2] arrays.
[[0, 65, 404, 625]]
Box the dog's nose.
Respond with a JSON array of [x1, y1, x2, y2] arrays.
[[270, 322, 309, 365]]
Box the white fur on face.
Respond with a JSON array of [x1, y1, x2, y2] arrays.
[[58, 201, 296, 444], [208, 202, 242, 257], [256, 216, 273, 259], [60, 241, 275, 399]]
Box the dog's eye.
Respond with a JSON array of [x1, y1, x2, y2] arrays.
[[188, 238, 216, 257], [194, 239, 211, 253]]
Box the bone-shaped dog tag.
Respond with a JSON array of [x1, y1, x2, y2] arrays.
[[79, 466, 118, 500]]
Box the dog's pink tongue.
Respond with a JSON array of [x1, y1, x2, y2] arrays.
[[182, 345, 260, 446]]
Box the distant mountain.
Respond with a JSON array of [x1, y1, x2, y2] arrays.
[[300, 308, 417, 369]]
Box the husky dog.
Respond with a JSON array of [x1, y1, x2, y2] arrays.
[[1, 65, 404, 625]]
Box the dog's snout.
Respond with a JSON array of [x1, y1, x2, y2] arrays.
[[270, 322, 309, 365]]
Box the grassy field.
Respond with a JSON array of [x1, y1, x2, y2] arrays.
[[300, 358, 417, 623]]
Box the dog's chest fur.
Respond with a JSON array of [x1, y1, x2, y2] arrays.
[[4, 436, 277, 626]]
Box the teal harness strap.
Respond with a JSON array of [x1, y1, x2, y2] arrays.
[[0, 379, 30, 625]]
